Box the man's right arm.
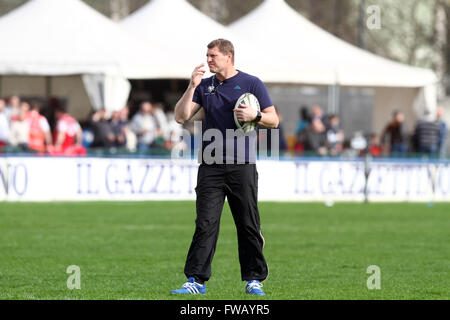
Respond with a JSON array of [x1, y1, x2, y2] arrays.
[[174, 85, 201, 124], [174, 63, 205, 124]]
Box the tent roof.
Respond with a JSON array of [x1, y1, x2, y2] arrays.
[[0, 0, 155, 78], [229, 0, 437, 87], [120, 0, 256, 79]]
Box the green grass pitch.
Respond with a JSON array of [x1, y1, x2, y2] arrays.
[[0, 201, 449, 300]]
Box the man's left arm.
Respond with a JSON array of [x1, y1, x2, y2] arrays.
[[233, 78, 279, 129], [234, 105, 279, 129], [253, 78, 279, 128], [258, 106, 279, 128]]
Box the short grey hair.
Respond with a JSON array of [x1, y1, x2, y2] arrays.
[[207, 39, 235, 64]]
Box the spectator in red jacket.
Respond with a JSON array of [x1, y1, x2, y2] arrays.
[[26, 101, 52, 153], [49, 105, 86, 156]]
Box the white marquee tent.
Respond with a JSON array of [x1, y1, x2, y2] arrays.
[[0, 0, 158, 119], [121, 0, 438, 134], [0, 0, 438, 134], [120, 0, 257, 79], [229, 0, 439, 134]]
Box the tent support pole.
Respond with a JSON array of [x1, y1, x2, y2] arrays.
[[335, 84, 340, 115], [328, 84, 340, 115]]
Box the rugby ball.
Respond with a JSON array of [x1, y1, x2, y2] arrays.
[[233, 93, 260, 133]]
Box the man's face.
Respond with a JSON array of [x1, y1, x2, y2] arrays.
[[99, 109, 107, 119], [395, 113, 404, 123], [55, 109, 64, 120], [19, 102, 30, 119], [437, 107, 444, 119], [141, 102, 152, 114], [331, 116, 339, 126], [112, 111, 120, 120], [206, 46, 231, 74], [311, 105, 323, 117], [120, 107, 129, 120], [10, 96, 20, 107]]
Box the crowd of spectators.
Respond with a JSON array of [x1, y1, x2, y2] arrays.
[[1, 94, 448, 158], [293, 104, 448, 158], [84, 101, 184, 153], [294, 105, 345, 156], [0, 95, 185, 156], [379, 108, 447, 157], [0, 95, 86, 155]]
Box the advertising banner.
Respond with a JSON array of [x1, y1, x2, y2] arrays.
[[1, 157, 449, 202]]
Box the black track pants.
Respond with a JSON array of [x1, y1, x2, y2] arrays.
[[184, 163, 268, 283]]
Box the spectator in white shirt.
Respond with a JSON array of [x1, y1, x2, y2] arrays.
[[151, 102, 170, 141], [9, 101, 30, 150], [130, 101, 157, 151], [0, 99, 10, 147], [5, 95, 20, 123]]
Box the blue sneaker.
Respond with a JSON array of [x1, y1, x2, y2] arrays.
[[171, 277, 206, 295], [246, 280, 265, 296]]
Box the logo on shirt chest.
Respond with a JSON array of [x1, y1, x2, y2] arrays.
[[202, 83, 248, 112]]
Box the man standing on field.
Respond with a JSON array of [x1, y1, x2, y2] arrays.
[[171, 39, 279, 296]]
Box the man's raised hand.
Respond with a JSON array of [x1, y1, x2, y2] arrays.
[[190, 63, 206, 88]]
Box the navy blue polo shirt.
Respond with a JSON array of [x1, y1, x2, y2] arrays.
[[193, 70, 273, 164]]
